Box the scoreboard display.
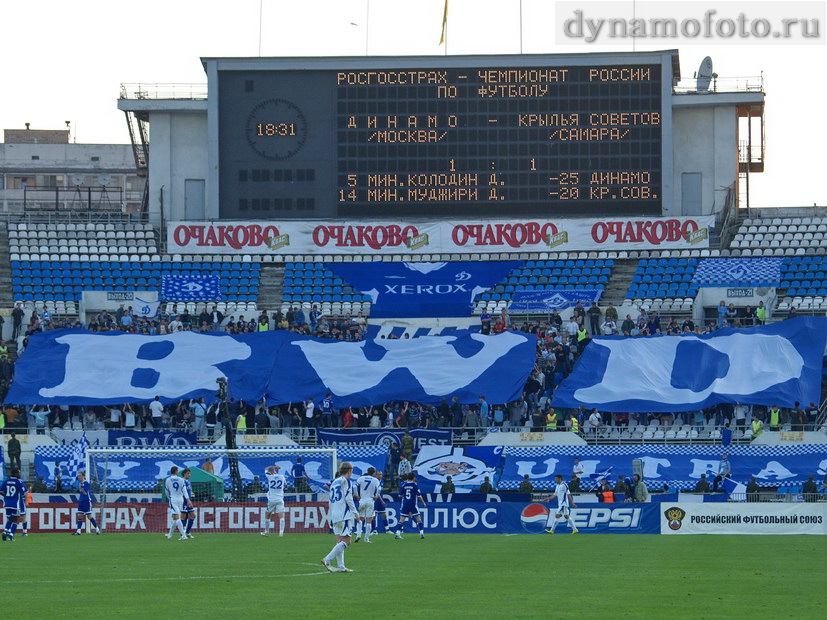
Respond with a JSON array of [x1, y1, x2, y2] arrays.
[[216, 57, 665, 219]]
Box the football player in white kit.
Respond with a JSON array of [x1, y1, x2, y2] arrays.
[[321, 461, 362, 573], [261, 465, 287, 537], [353, 467, 381, 543], [164, 466, 189, 541], [544, 473, 579, 534]]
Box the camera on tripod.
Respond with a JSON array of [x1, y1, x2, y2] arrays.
[[215, 377, 228, 400]]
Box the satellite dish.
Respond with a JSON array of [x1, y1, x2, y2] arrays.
[[696, 56, 713, 93], [98, 174, 112, 187], [70, 174, 85, 186]]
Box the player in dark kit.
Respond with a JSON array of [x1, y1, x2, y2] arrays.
[[395, 472, 426, 540], [73, 471, 101, 535], [2, 468, 27, 541]]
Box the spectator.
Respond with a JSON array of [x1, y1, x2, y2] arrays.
[[596, 479, 614, 503], [755, 301, 766, 325], [149, 396, 164, 430], [750, 415, 764, 438], [694, 474, 711, 493], [587, 409, 602, 435], [33, 405, 49, 434], [442, 475, 456, 493], [790, 402, 806, 431], [633, 474, 649, 502], [398, 455, 413, 480], [805, 401, 819, 431], [733, 402, 749, 431], [32, 477, 48, 493], [400, 429, 415, 460], [12, 302, 24, 339], [768, 405, 782, 431], [742, 305, 755, 327], [604, 303, 618, 324], [123, 403, 136, 430], [716, 300, 728, 328], [712, 453, 731, 492], [621, 314, 635, 335], [7, 432, 22, 470], [210, 306, 224, 331], [478, 396, 490, 428], [201, 457, 215, 474], [803, 475, 819, 501], [568, 473, 581, 493], [480, 307, 492, 334], [479, 476, 494, 494], [746, 477, 761, 502], [255, 405, 271, 434], [587, 302, 602, 335], [613, 474, 628, 495], [518, 475, 533, 493], [292, 457, 307, 492]]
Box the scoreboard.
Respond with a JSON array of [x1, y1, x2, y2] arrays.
[[216, 56, 666, 219]]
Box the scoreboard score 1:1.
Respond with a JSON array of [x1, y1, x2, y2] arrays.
[[218, 61, 664, 219]]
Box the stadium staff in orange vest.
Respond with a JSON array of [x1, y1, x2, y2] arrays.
[[596, 479, 614, 503]]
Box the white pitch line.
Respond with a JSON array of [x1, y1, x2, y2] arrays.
[[3, 572, 328, 585]]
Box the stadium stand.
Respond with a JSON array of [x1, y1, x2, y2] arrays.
[[281, 262, 371, 304], [626, 257, 699, 302], [729, 217, 827, 253], [9, 222, 262, 304]]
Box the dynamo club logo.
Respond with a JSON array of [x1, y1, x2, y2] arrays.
[[417, 447, 492, 484], [520, 503, 550, 534]]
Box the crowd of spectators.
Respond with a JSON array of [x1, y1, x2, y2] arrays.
[[1, 300, 822, 440]]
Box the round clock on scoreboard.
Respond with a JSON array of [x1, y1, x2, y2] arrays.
[[245, 98, 308, 161]]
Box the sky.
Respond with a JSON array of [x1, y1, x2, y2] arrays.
[[2, 0, 825, 208]]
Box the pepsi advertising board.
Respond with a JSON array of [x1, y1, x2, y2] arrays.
[[505, 503, 660, 535]]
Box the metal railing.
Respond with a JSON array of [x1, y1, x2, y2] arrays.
[[120, 83, 208, 100], [673, 75, 764, 94]]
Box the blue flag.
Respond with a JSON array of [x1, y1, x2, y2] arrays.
[[7, 329, 536, 407], [65, 431, 89, 480], [721, 477, 747, 501], [510, 289, 602, 313], [552, 317, 827, 413], [327, 261, 521, 318], [161, 274, 222, 301]]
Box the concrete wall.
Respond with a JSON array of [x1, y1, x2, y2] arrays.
[[147, 112, 208, 227], [671, 105, 737, 216]]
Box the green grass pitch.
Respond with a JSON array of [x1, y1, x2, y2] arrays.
[[3, 532, 824, 619]]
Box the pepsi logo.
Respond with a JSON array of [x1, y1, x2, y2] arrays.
[[520, 503, 549, 534]]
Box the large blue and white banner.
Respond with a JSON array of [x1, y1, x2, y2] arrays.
[[7, 329, 536, 407], [160, 273, 222, 301], [509, 289, 602, 313], [498, 444, 827, 490], [35, 446, 387, 491], [317, 429, 451, 452], [693, 257, 783, 286], [412, 445, 504, 492], [552, 317, 827, 412], [328, 261, 521, 318]]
